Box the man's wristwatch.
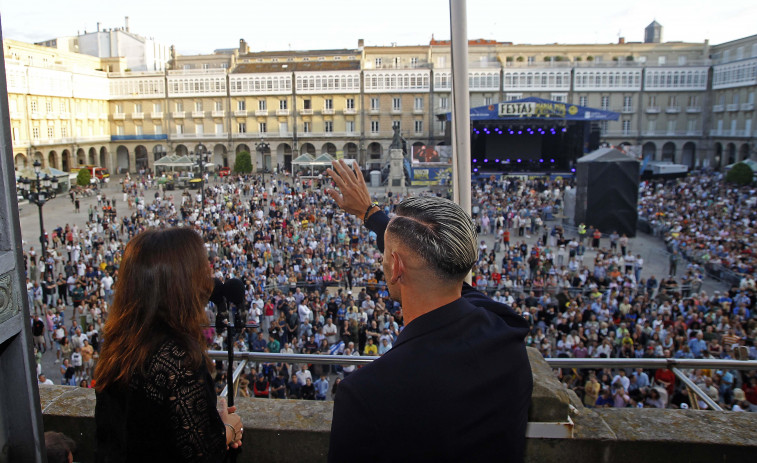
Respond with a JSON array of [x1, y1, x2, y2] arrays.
[[363, 202, 380, 222]]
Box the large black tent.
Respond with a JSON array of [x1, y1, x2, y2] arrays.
[[574, 147, 640, 237]]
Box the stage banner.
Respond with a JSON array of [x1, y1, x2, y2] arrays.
[[411, 165, 453, 186], [448, 96, 620, 122]]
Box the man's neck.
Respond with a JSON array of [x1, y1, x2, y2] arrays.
[[400, 284, 462, 326]]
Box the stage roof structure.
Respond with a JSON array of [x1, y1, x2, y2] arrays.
[[445, 97, 620, 122]]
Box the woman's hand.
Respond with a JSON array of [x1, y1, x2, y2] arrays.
[[218, 397, 244, 449]]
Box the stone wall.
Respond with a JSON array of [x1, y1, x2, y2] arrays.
[[38, 349, 757, 462]]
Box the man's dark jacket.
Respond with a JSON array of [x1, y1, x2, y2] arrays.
[[329, 211, 532, 462]]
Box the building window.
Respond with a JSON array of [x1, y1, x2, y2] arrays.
[[579, 96, 588, 107], [440, 97, 449, 109], [32, 127, 40, 139], [258, 100, 267, 110], [46, 100, 53, 112], [176, 102, 184, 112], [668, 95, 678, 106], [601, 96, 609, 110], [371, 120, 379, 133], [215, 101, 223, 111], [392, 120, 401, 130], [346, 98, 355, 109], [259, 122, 267, 133], [688, 96, 699, 107], [484, 96, 493, 106], [155, 124, 163, 135], [279, 99, 288, 110], [195, 124, 203, 135], [622, 120, 631, 135], [30, 100, 38, 113], [216, 123, 223, 134], [551, 93, 567, 103], [375, 58, 382, 67], [410, 57, 418, 67], [135, 103, 142, 112], [414, 120, 423, 133], [195, 101, 203, 112], [325, 121, 333, 132], [346, 121, 355, 133], [303, 122, 311, 133], [116, 126, 124, 136], [370, 98, 379, 110], [600, 121, 608, 134], [237, 100, 246, 111], [135, 125, 143, 136], [414, 97, 424, 110], [176, 124, 183, 134], [325, 99, 333, 110], [623, 96, 633, 111], [154, 103, 162, 112], [61, 126, 68, 137], [527, 56, 535, 65], [648, 95, 657, 106], [238, 122, 246, 133], [658, 56, 666, 65], [392, 97, 401, 110], [47, 126, 55, 138], [114, 103, 122, 113], [60, 101, 67, 112]]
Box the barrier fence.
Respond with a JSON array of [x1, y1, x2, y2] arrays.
[[208, 350, 757, 411]]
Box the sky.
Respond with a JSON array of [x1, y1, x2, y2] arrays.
[[1, 0, 755, 55]]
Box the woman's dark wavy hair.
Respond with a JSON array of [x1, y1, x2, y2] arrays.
[[95, 228, 213, 391]]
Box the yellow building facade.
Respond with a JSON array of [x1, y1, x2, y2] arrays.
[[6, 34, 757, 174]]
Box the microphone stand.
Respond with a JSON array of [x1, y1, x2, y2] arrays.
[[226, 298, 238, 463]]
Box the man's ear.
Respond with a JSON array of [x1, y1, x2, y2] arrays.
[[389, 251, 405, 284]]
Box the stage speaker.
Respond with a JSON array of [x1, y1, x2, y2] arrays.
[[588, 124, 601, 151], [575, 148, 640, 237]]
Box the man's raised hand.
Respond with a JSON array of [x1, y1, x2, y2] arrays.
[[325, 160, 372, 218]]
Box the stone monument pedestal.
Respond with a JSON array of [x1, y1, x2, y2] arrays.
[[386, 149, 407, 195]]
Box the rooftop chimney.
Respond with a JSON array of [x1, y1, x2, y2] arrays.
[[358, 39, 364, 49], [618, 37, 625, 44], [125, 16, 130, 33], [97, 22, 101, 32]]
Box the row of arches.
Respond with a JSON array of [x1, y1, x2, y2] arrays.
[[636, 141, 752, 169], [14, 146, 109, 172]]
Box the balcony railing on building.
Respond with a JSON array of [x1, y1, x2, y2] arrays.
[[212, 110, 226, 118], [665, 106, 681, 114], [686, 106, 701, 113], [112, 113, 126, 120], [712, 104, 725, 112], [150, 112, 163, 119], [132, 112, 144, 120]]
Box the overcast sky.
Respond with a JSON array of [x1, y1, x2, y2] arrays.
[[1, 0, 755, 55]]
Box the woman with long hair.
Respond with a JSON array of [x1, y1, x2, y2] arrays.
[[94, 228, 243, 462]]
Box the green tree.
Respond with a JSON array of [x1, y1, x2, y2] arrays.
[[234, 151, 252, 173], [76, 168, 91, 186], [725, 162, 753, 186]]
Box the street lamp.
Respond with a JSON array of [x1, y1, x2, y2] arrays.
[[19, 159, 59, 281], [195, 143, 207, 210], [256, 138, 270, 181]]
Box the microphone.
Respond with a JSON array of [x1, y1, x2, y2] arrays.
[[209, 278, 226, 310], [223, 278, 245, 308]]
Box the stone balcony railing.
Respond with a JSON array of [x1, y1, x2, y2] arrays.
[[38, 349, 757, 463]]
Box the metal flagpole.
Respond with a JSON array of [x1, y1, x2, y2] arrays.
[[449, 0, 472, 215]]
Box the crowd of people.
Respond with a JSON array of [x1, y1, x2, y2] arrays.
[[27, 168, 755, 412]]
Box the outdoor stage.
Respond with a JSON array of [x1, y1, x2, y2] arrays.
[[446, 97, 620, 174]]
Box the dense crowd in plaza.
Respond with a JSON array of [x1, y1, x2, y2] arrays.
[[27, 168, 756, 412]]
